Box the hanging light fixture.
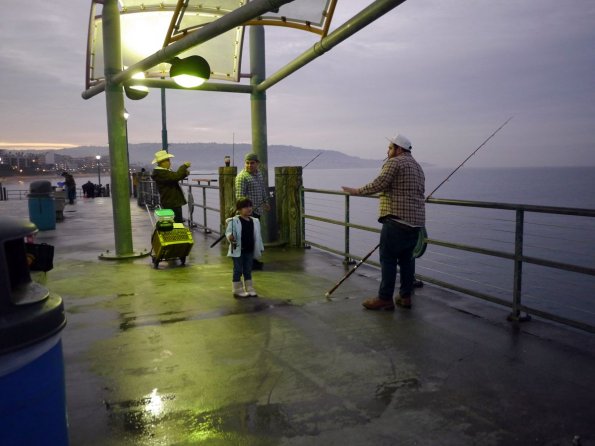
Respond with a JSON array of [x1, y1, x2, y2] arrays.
[[169, 56, 211, 88], [124, 71, 149, 100]]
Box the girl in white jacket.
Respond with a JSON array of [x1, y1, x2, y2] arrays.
[[225, 197, 265, 298]]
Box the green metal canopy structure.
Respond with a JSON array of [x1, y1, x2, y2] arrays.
[[82, 0, 407, 258]]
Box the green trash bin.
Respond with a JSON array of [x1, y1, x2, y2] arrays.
[[28, 180, 56, 231]]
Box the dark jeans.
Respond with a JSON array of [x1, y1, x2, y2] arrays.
[[68, 187, 76, 204], [378, 223, 420, 301], [233, 251, 254, 282], [171, 207, 184, 224]]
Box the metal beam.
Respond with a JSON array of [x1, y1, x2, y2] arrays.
[[82, 0, 295, 99], [257, 0, 407, 92], [130, 79, 253, 94]]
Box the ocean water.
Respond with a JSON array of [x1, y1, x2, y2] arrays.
[[301, 166, 595, 326]]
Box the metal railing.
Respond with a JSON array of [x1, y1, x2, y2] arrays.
[[184, 180, 221, 235], [302, 187, 595, 333], [137, 178, 221, 235], [137, 179, 160, 209], [0, 188, 84, 201], [0, 188, 29, 200]]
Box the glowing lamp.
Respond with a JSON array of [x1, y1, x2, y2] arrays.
[[170, 56, 211, 88]]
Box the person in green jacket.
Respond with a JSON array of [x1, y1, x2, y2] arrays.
[[151, 150, 191, 223]]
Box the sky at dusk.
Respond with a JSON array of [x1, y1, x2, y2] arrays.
[[0, 0, 594, 167]]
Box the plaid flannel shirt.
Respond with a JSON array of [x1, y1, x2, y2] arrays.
[[358, 153, 426, 227], [235, 169, 268, 215]]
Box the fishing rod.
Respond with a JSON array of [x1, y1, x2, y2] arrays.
[[426, 116, 513, 199], [210, 206, 238, 248], [325, 242, 380, 298], [325, 117, 514, 298], [303, 152, 322, 169], [210, 234, 226, 248]]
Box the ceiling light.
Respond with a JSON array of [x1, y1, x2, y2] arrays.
[[124, 71, 149, 100], [170, 56, 211, 88]]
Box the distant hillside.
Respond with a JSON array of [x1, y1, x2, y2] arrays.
[[54, 142, 384, 169]]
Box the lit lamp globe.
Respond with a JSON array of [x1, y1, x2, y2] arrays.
[[124, 71, 149, 100], [170, 56, 211, 88]]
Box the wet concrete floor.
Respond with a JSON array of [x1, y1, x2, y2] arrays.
[[4, 196, 595, 445]]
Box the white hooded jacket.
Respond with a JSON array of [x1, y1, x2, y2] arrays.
[[225, 216, 265, 259]]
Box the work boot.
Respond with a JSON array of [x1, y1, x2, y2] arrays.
[[232, 281, 248, 298], [395, 294, 412, 309], [362, 297, 395, 311], [244, 280, 258, 297]]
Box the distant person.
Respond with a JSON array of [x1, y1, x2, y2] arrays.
[[225, 197, 264, 298], [61, 172, 76, 204], [132, 172, 139, 198], [151, 149, 191, 224], [82, 180, 95, 198], [235, 152, 269, 270], [342, 133, 425, 311]]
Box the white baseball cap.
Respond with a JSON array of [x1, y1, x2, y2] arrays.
[[387, 133, 413, 151]]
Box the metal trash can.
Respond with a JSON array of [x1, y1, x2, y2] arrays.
[[28, 180, 56, 231], [0, 217, 68, 445]]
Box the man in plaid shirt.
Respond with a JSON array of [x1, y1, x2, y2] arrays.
[[342, 133, 425, 311], [235, 152, 270, 269], [235, 153, 270, 218]]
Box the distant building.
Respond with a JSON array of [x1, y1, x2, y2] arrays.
[[0, 149, 110, 176]]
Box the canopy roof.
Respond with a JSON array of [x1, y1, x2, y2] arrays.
[[86, 0, 335, 88]]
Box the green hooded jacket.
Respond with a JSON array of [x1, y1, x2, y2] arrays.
[[151, 165, 189, 208]]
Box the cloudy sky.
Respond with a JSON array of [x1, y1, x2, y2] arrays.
[[1, 0, 594, 167]]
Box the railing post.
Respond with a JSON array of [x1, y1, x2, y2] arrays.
[[275, 166, 303, 247], [202, 186, 210, 233], [344, 194, 353, 264], [300, 186, 306, 247], [187, 185, 195, 227], [508, 209, 531, 323], [218, 166, 237, 233]]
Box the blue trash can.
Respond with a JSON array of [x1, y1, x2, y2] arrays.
[[28, 180, 56, 231], [0, 217, 68, 445]]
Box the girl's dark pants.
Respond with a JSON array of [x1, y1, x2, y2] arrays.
[[233, 251, 254, 282]]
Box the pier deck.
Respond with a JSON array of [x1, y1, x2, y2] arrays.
[[3, 197, 595, 445]]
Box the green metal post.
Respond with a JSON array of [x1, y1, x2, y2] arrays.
[[508, 209, 530, 322], [344, 194, 351, 264], [161, 87, 169, 151], [99, 0, 146, 260], [249, 25, 273, 242]]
